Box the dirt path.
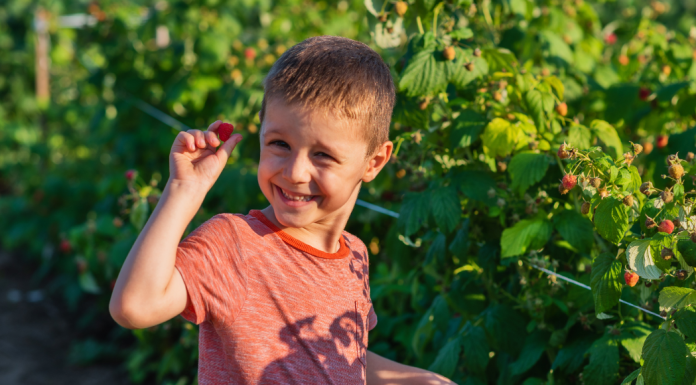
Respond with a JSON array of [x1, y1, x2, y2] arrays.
[[0, 251, 131, 385]]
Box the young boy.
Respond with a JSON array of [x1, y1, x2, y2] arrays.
[[110, 36, 453, 385]]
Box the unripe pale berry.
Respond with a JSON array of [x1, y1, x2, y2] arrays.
[[581, 202, 590, 215], [661, 248, 674, 260], [555, 103, 568, 117], [623, 195, 634, 207], [661, 190, 673, 204], [443, 46, 456, 61], [395, 1, 408, 17], [640, 181, 653, 195], [669, 164, 684, 179]]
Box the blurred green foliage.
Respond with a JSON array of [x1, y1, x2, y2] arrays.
[[2, 0, 696, 384]]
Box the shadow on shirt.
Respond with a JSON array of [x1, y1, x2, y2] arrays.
[[259, 310, 367, 384]]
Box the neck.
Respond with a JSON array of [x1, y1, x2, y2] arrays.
[[260, 184, 361, 254]]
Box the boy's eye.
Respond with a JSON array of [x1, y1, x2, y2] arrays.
[[270, 140, 290, 149], [315, 152, 333, 160]]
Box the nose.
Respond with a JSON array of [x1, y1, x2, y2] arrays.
[[282, 152, 312, 184]]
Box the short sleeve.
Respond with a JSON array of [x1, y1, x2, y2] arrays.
[[175, 214, 247, 325]]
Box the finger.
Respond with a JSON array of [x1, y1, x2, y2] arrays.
[[207, 120, 222, 133], [187, 129, 207, 149], [204, 130, 221, 148], [176, 131, 196, 152], [215, 134, 243, 163]]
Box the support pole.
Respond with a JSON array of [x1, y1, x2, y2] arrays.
[[35, 8, 50, 106]]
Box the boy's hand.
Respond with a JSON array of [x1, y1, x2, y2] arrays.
[[169, 120, 242, 192]]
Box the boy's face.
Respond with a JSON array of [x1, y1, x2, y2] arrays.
[[257, 99, 391, 229]]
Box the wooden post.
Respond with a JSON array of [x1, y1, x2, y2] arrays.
[[35, 8, 50, 106]]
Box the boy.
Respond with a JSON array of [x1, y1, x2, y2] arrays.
[[110, 36, 453, 385]]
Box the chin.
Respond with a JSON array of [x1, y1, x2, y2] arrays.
[[273, 209, 315, 228]]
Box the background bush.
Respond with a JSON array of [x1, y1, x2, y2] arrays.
[[1, 0, 696, 384]]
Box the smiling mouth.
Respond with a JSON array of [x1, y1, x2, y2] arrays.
[[278, 186, 314, 202]]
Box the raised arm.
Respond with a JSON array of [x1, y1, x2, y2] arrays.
[[109, 121, 241, 329], [366, 351, 456, 385]]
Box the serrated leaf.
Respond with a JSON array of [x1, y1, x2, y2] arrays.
[[399, 49, 448, 97], [428, 336, 462, 378], [525, 89, 546, 130], [449, 220, 470, 258], [509, 331, 549, 375], [448, 54, 488, 89], [656, 82, 689, 102], [567, 124, 592, 150], [554, 209, 594, 253], [683, 355, 696, 385], [674, 307, 696, 341], [621, 369, 641, 385], [481, 118, 524, 158], [430, 187, 461, 234], [544, 76, 565, 100], [424, 232, 446, 266], [460, 322, 490, 373], [481, 47, 516, 72], [501, 215, 553, 258], [641, 329, 687, 385], [450, 109, 487, 148], [659, 287, 696, 312], [594, 197, 630, 245], [508, 152, 550, 194], [618, 321, 653, 363], [398, 191, 430, 236], [129, 198, 149, 231], [78, 271, 101, 294], [583, 336, 619, 385], [626, 240, 663, 280], [552, 338, 592, 373], [482, 305, 525, 355], [591, 253, 623, 313], [591, 120, 623, 159]]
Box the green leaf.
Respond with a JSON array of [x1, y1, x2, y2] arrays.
[[683, 355, 696, 385], [552, 339, 592, 373], [428, 336, 462, 378], [508, 152, 550, 195], [450, 109, 487, 148], [554, 209, 594, 253], [591, 120, 624, 159], [450, 28, 473, 40], [129, 198, 149, 231], [656, 82, 689, 102], [425, 232, 447, 266], [659, 287, 696, 312], [567, 124, 592, 150], [399, 191, 430, 236], [616, 169, 632, 187], [594, 197, 630, 245], [481, 47, 517, 72], [621, 369, 641, 385], [78, 271, 101, 294], [582, 336, 620, 385], [399, 49, 448, 97], [673, 307, 696, 341], [482, 305, 525, 355], [544, 76, 565, 100], [449, 220, 470, 258], [447, 48, 489, 89], [460, 322, 490, 373], [481, 118, 525, 158], [525, 89, 547, 130], [677, 239, 696, 267], [626, 239, 663, 280], [509, 331, 549, 375], [590, 253, 623, 313], [618, 321, 653, 363], [430, 187, 461, 234], [541, 30, 574, 64], [641, 329, 687, 385], [501, 215, 553, 258]]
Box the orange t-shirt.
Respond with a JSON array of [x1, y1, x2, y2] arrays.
[[175, 210, 377, 384]]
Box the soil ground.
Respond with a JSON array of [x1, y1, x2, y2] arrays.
[[0, 251, 132, 385]]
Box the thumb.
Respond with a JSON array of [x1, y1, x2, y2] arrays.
[[215, 134, 243, 164]]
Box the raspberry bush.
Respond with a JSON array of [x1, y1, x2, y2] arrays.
[[2, 0, 696, 384]]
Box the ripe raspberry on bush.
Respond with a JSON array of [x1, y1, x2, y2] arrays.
[[561, 174, 577, 191], [125, 169, 137, 181], [642, 141, 653, 155], [656, 135, 668, 149], [557, 143, 570, 159], [658, 220, 675, 234], [443, 46, 456, 61], [244, 48, 256, 60], [60, 239, 72, 254], [217, 123, 235, 142], [624, 271, 639, 287], [555, 102, 567, 117], [604, 33, 617, 45]]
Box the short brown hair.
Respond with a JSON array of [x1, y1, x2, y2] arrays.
[[259, 36, 395, 156]]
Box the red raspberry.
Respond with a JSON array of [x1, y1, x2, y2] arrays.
[[605, 33, 617, 45], [125, 169, 136, 181], [639, 87, 651, 101], [244, 48, 256, 60], [624, 271, 639, 287], [656, 135, 668, 149], [218, 123, 235, 142], [658, 220, 675, 234], [60, 239, 72, 254], [562, 174, 577, 191]]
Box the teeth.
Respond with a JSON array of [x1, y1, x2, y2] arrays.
[[281, 188, 312, 202]]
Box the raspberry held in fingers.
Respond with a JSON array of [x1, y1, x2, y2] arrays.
[[218, 123, 235, 142]]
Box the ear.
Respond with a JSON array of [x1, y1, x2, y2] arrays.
[[362, 141, 393, 183]]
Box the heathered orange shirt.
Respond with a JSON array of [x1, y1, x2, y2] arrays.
[[175, 210, 377, 384]]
